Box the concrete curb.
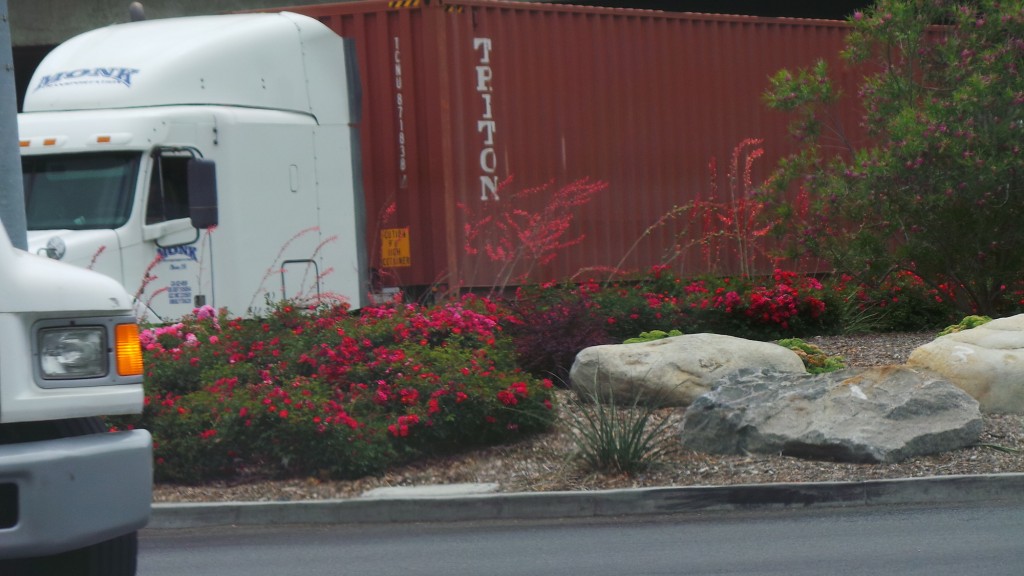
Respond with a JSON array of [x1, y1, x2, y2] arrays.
[[148, 473, 1024, 529]]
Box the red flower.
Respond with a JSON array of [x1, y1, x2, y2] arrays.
[[387, 414, 421, 437], [399, 388, 420, 405]]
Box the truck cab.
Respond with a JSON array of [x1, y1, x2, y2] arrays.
[[18, 12, 367, 321], [0, 215, 151, 573]]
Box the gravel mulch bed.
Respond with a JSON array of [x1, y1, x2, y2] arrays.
[[153, 332, 1024, 502]]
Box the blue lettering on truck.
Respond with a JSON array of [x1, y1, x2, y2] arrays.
[[158, 247, 198, 304], [157, 245, 198, 261], [35, 67, 140, 91]]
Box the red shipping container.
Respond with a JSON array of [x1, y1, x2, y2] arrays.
[[256, 0, 864, 293]]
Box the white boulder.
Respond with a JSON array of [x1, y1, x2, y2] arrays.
[[569, 333, 806, 407], [907, 314, 1024, 414]]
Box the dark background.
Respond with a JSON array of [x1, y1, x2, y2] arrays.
[[553, 1, 870, 20]]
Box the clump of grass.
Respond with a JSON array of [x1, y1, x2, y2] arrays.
[[564, 386, 676, 475]]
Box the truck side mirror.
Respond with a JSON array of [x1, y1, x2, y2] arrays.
[[187, 158, 218, 229]]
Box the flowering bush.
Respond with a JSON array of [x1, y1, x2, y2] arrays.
[[506, 267, 842, 387], [589, 278, 691, 341], [585, 267, 837, 341], [117, 264, 959, 485], [824, 270, 960, 333], [111, 297, 556, 484], [704, 269, 833, 339]]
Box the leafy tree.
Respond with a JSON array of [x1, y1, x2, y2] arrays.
[[764, 0, 1024, 315]]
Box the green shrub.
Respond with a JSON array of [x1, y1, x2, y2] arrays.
[[764, 0, 1024, 316], [938, 315, 993, 337], [623, 329, 683, 344], [776, 338, 845, 374], [504, 287, 614, 383]]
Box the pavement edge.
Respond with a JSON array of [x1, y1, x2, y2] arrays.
[[147, 473, 1024, 529]]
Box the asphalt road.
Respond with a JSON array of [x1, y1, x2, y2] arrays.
[[139, 501, 1024, 576]]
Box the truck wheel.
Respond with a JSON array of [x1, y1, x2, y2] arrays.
[[45, 532, 139, 576], [0, 418, 140, 576], [0, 533, 138, 576]]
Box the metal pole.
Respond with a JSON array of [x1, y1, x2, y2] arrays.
[[0, 0, 26, 250]]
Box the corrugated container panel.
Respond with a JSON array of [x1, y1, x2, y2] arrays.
[[267, 1, 865, 290]]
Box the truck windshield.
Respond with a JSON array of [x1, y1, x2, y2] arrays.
[[22, 152, 141, 230]]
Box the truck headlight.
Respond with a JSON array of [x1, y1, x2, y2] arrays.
[[32, 316, 144, 387], [39, 326, 107, 379]]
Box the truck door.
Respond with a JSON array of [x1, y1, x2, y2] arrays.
[[138, 147, 208, 320]]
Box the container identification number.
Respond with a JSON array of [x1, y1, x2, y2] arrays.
[[393, 37, 408, 179]]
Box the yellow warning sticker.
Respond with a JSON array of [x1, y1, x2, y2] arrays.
[[381, 227, 411, 268]]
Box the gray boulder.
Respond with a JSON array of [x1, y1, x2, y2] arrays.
[[908, 314, 1024, 414], [680, 366, 982, 463], [569, 333, 806, 407]]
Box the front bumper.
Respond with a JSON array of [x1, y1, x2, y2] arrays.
[[0, 429, 152, 559]]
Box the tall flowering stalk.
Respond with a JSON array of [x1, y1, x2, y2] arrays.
[[615, 139, 776, 280], [87, 245, 106, 270], [695, 139, 774, 276], [133, 253, 164, 321], [720, 138, 772, 277], [460, 176, 607, 294], [246, 226, 339, 312]]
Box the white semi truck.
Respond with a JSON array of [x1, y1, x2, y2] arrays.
[[18, 12, 367, 321], [0, 207, 151, 572]]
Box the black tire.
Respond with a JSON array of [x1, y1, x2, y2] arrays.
[[46, 532, 139, 576], [0, 532, 138, 576], [0, 418, 139, 576]]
